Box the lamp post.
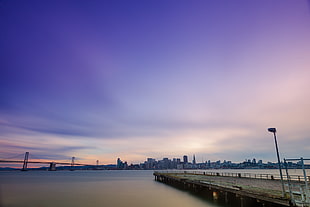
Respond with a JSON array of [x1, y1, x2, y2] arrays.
[[268, 127, 285, 197]]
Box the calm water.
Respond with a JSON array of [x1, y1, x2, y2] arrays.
[[0, 169, 309, 207], [0, 170, 223, 207]]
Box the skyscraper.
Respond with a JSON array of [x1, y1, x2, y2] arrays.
[[183, 155, 188, 164], [193, 154, 196, 165], [117, 158, 122, 168]]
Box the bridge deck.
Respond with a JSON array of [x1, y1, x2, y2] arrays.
[[0, 160, 93, 166]]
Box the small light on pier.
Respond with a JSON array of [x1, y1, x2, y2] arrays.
[[268, 128, 276, 133], [213, 191, 219, 200]]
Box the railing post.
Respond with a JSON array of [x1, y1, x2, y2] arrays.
[[284, 159, 295, 205], [300, 157, 310, 204]]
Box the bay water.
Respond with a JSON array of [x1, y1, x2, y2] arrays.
[[1, 169, 309, 207], [0, 170, 222, 207]]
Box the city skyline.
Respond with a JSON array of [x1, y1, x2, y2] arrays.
[[2, 153, 308, 170], [117, 155, 309, 170], [1, 1, 310, 165]]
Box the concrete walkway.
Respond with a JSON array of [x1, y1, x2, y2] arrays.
[[165, 173, 303, 199]]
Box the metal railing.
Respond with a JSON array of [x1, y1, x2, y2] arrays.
[[284, 158, 310, 206], [154, 170, 310, 182]]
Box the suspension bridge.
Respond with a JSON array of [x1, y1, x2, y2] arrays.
[[0, 152, 98, 171]]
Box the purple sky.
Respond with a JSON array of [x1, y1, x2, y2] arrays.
[[1, 0, 310, 165]]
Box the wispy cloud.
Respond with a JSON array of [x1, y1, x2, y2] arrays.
[[1, 0, 310, 164]]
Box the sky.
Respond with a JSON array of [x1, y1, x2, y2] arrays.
[[1, 0, 310, 166]]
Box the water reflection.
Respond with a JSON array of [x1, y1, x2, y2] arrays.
[[1, 170, 222, 207]]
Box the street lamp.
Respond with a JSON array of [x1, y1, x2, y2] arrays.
[[268, 127, 285, 197]]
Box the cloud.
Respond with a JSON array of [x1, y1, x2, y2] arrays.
[[1, 0, 310, 164]]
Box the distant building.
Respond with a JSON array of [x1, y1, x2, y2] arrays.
[[193, 154, 196, 165], [112, 156, 291, 171], [207, 160, 211, 167], [183, 155, 188, 164], [162, 158, 170, 169], [177, 164, 183, 169], [117, 158, 122, 168], [117, 158, 127, 169], [145, 158, 156, 169]]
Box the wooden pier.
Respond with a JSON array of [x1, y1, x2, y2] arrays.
[[153, 171, 304, 207]]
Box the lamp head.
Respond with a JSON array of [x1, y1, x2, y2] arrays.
[[268, 128, 276, 133]]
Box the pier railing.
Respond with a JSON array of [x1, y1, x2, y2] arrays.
[[154, 170, 310, 182]]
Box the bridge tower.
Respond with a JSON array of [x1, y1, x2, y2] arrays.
[[49, 162, 56, 171], [22, 152, 29, 171], [70, 157, 75, 171]]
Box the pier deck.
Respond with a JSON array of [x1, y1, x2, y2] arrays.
[[153, 172, 301, 207]]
